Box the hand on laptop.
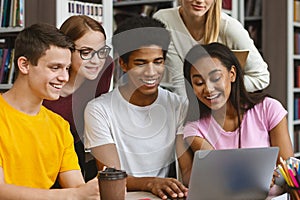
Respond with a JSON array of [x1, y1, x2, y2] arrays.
[[146, 177, 188, 199], [271, 169, 281, 188]]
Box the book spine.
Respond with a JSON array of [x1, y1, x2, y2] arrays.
[[295, 0, 300, 22], [0, 48, 8, 83]]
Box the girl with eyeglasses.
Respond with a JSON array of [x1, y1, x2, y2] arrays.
[[43, 15, 114, 183]]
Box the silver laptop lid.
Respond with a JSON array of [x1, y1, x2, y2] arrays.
[[187, 147, 279, 200]]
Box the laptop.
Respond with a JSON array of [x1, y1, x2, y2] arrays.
[[187, 147, 279, 200]]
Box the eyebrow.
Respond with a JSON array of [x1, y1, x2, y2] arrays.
[[192, 74, 202, 79], [192, 69, 222, 78], [76, 47, 93, 50], [133, 57, 164, 62], [208, 69, 222, 76]]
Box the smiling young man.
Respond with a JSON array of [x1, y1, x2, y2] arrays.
[[0, 23, 99, 200], [84, 16, 192, 199]]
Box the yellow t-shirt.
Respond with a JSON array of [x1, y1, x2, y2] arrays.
[[0, 95, 80, 188]]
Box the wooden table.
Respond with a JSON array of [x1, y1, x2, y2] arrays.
[[125, 191, 289, 200], [126, 191, 161, 200]]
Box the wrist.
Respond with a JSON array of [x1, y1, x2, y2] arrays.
[[143, 177, 157, 192], [69, 188, 79, 200]]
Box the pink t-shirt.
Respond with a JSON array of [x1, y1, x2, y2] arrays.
[[183, 97, 287, 149]]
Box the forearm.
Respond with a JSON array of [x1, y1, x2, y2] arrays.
[[0, 184, 77, 200], [243, 68, 269, 92], [126, 175, 154, 192], [176, 134, 193, 187], [243, 50, 269, 92]]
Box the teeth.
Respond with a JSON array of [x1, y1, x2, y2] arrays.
[[206, 94, 219, 100], [52, 84, 62, 89], [142, 79, 156, 85]]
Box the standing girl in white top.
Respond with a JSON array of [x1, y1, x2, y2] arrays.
[[153, 0, 269, 96]]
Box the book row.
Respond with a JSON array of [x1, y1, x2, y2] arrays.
[[295, 65, 300, 88], [66, 0, 103, 23], [0, 48, 15, 84], [0, 0, 24, 28], [245, 0, 262, 17], [294, 32, 300, 55], [294, 128, 300, 152]]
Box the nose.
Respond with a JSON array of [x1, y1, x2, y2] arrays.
[[204, 80, 215, 93], [144, 63, 156, 76], [194, 0, 204, 4], [58, 68, 69, 82]]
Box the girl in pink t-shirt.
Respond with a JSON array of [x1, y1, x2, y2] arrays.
[[182, 43, 293, 185]]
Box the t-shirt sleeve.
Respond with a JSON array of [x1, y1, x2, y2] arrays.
[[221, 13, 269, 92], [0, 152, 2, 167], [84, 99, 114, 149], [176, 96, 189, 135], [60, 122, 80, 172], [183, 121, 202, 139], [263, 97, 287, 131]]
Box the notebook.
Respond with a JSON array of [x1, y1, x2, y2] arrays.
[[187, 147, 279, 200], [232, 49, 249, 69]]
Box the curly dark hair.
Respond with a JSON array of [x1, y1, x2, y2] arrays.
[[112, 16, 171, 63]]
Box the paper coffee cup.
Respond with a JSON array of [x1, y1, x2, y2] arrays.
[[98, 167, 127, 200]]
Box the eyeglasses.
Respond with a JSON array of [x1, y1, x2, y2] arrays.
[[75, 45, 111, 60]]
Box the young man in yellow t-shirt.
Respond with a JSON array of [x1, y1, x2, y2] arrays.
[[0, 23, 99, 200]]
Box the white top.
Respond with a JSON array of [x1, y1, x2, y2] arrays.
[[153, 7, 270, 96], [84, 87, 188, 177]]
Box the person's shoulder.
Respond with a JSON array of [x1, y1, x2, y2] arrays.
[[88, 89, 114, 105], [0, 95, 7, 114], [220, 12, 243, 27], [253, 97, 285, 111], [220, 12, 245, 37], [159, 87, 188, 105], [85, 89, 117, 114], [221, 12, 237, 21], [262, 97, 284, 106], [153, 6, 178, 20], [41, 106, 69, 124]]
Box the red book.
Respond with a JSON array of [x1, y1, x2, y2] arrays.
[[297, 65, 300, 87], [222, 0, 232, 10]]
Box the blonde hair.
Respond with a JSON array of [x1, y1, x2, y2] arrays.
[[203, 0, 222, 44]]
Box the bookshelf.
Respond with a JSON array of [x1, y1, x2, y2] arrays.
[[0, 0, 24, 91], [239, 0, 263, 53], [222, 0, 238, 19], [288, 0, 300, 155], [261, 0, 297, 155], [113, 0, 177, 30], [0, 0, 107, 91], [0, 0, 180, 90], [239, 0, 299, 155]]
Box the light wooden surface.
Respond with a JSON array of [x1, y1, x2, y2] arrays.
[[126, 191, 161, 200], [125, 191, 288, 200]]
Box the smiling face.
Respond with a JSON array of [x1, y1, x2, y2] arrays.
[[190, 56, 236, 110], [72, 30, 107, 81], [25, 46, 71, 101], [181, 0, 215, 18], [120, 45, 165, 103]]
